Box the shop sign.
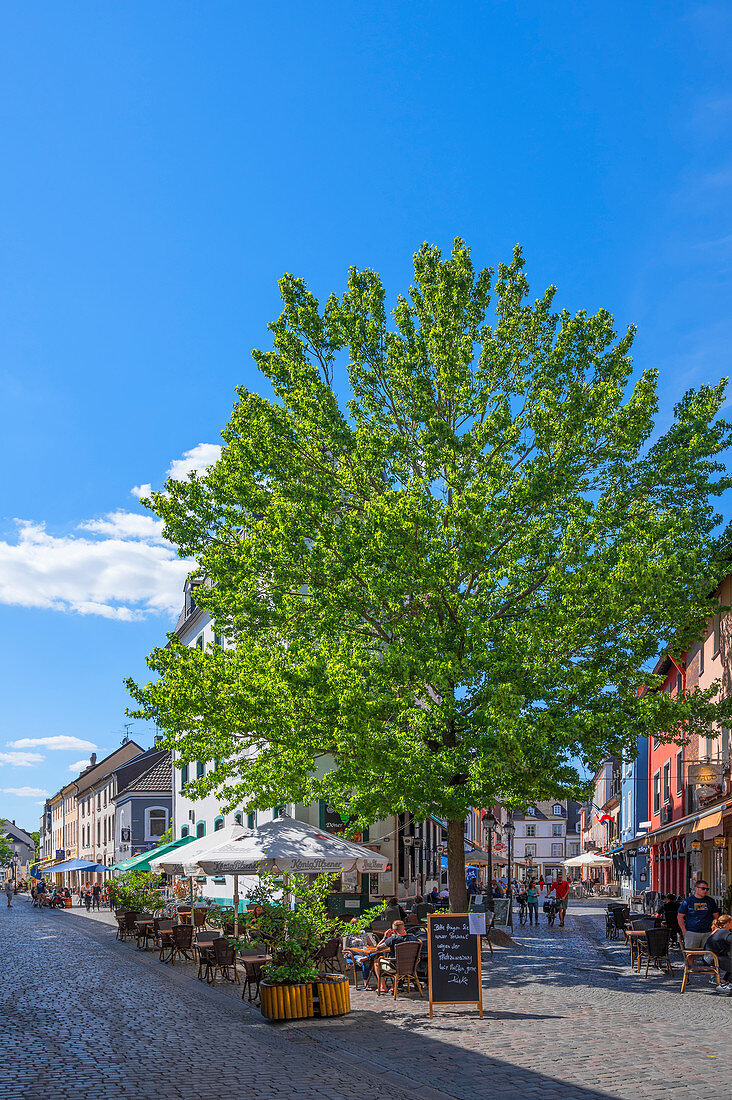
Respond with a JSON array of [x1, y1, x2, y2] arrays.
[[687, 762, 723, 786]]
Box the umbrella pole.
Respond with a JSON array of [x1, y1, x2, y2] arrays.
[[233, 874, 239, 939]]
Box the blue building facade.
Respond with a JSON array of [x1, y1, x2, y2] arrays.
[[619, 737, 649, 899]]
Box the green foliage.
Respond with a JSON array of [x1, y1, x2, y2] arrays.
[[0, 825, 12, 866], [127, 240, 732, 909], [246, 873, 379, 984], [156, 826, 172, 847], [109, 870, 165, 914]]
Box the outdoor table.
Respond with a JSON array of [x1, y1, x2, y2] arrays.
[[625, 929, 646, 968], [134, 918, 155, 951], [347, 945, 387, 989]]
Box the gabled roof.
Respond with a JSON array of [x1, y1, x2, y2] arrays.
[[118, 752, 172, 796], [2, 820, 34, 847], [74, 741, 145, 794]]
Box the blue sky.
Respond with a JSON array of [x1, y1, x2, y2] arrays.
[[1, 2, 730, 831]]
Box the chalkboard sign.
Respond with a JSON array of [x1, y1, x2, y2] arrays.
[[427, 913, 483, 1018], [489, 897, 510, 926]]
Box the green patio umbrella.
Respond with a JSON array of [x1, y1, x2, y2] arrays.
[[111, 835, 196, 873]]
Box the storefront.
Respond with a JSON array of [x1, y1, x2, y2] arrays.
[[647, 800, 731, 900]]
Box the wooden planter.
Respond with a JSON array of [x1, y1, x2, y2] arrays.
[[314, 975, 350, 1017], [260, 981, 314, 1021]]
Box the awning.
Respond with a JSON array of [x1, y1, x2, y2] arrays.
[[111, 835, 196, 873], [39, 858, 106, 874], [693, 809, 723, 834]]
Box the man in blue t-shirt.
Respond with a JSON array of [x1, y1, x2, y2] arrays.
[[677, 880, 719, 949]]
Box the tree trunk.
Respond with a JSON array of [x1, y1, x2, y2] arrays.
[[446, 818, 468, 912]]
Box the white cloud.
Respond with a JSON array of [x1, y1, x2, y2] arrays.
[[68, 758, 91, 772], [131, 483, 152, 500], [7, 736, 97, 752], [2, 787, 49, 798], [0, 443, 220, 622], [78, 511, 168, 543], [165, 443, 221, 482], [0, 519, 190, 621], [0, 751, 44, 766]]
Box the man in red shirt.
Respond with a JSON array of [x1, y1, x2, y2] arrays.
[[549, 876, 571, 926]]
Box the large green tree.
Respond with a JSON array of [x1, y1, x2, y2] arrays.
[[128, 240, 732, 910]]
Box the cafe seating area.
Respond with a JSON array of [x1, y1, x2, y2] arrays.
[[606, 901, 724, 992]]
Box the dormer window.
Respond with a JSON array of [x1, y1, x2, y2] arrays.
[[525, 806, 535, 816], [553, 804, 563, 816]]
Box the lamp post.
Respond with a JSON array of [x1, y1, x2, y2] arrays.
[[483, 811, 497, 903], [505, 817, 516, 931]]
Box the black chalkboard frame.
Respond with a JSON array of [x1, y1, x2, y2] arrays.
[[427, 912, 483, 1019]]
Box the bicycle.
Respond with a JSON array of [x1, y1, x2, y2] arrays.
[[517, 896, 528, 925]]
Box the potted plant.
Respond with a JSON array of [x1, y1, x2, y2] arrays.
[[109, 870, 165, 915], [248, 873, 380, 1021]]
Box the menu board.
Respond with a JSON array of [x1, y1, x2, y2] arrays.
[[427, 913, 483, 1018]]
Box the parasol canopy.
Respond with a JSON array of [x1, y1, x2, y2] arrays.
[[148, 823, 248, 876], [563, 852, 614, 867], [195, 816, 389, 876]]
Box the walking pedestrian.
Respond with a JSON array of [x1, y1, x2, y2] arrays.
[[548, 875, 570, 927], [526, 880, 539, 926], [5, 879, 13, 907], [677, 880, 719, 949], [84, 884, 92, 911], [91, 882, 101, 911]]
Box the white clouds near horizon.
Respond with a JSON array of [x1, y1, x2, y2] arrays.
[[8, 736, 97, 751], [2, 787, 49, 798], [0, 443, 221, 622], [68, 758, 91, 772], [0, 751, 44, 766]]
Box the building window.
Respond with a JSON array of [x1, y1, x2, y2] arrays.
[[247, 812, 256, 829], [214, 815, 225, 832], [525, 843, 536, 856], [525, 806, 535, 816], [552, 824, 562, 836], [676, 672, 682, 695], [663, 761, 671, 804], [196, 634, 204, 650], [181, 825, 189, 838], [699, 640, 705, 675], [196, 760, 205, 779], [146, 808, 168, 840], [180, 764, 189, 788], [551, 844, 562, 857], [653, 771, 661, 815], [713, 613, 721, 656], [569, 844, 580, 856], [234, 812, 243, 826], [526, 825, 536, 837], [196, 822, 206, 838], [553, 804, 562, 816], [676, 750, 683, 795]]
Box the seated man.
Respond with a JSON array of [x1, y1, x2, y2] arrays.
[[373, 920, 417, 993]]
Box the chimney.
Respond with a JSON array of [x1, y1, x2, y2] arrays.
[[90, 753, 97, 766]]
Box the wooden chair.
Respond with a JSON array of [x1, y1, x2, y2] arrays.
[[201, 937, 239, 986], [680, 944, 721, 993], [379, 942, 423, 999]]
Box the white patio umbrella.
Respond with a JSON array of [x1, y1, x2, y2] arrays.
[[196, 816, 389, 876], [149, 823, 248, 925], [563, 852, 614, 867]]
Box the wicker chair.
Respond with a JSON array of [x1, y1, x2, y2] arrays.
[[199, 937, 239, 985], [680, 943, 721, 993], [116, 911, 141, 943], [193, 906, 208, 929], [637, 927, 674, 977], [607, 905, 630, 941], [169, 923, 194, 966], [379, 941, 423, 999], [114, 911, 129, 942], [195, 932, 219, 979], [318, 937, 344, 974]]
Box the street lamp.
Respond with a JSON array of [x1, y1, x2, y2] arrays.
[[505, 817, 516, 930], [483, 811, 497, 902]]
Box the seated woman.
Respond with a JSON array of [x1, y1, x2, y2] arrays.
[[342, 918, 376, 987], [373, 919, 417, 994], [706, 915, 732, 995]]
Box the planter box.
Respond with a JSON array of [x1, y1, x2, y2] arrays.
[[259, 975, 351, 1021], [260, 981, 314, 1021], [314, 975, 350, 1017]]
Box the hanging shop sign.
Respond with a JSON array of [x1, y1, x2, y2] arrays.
[[687, 762, 724, 787]]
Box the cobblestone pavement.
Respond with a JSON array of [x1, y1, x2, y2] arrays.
[[2, 897, 729, 1100]]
